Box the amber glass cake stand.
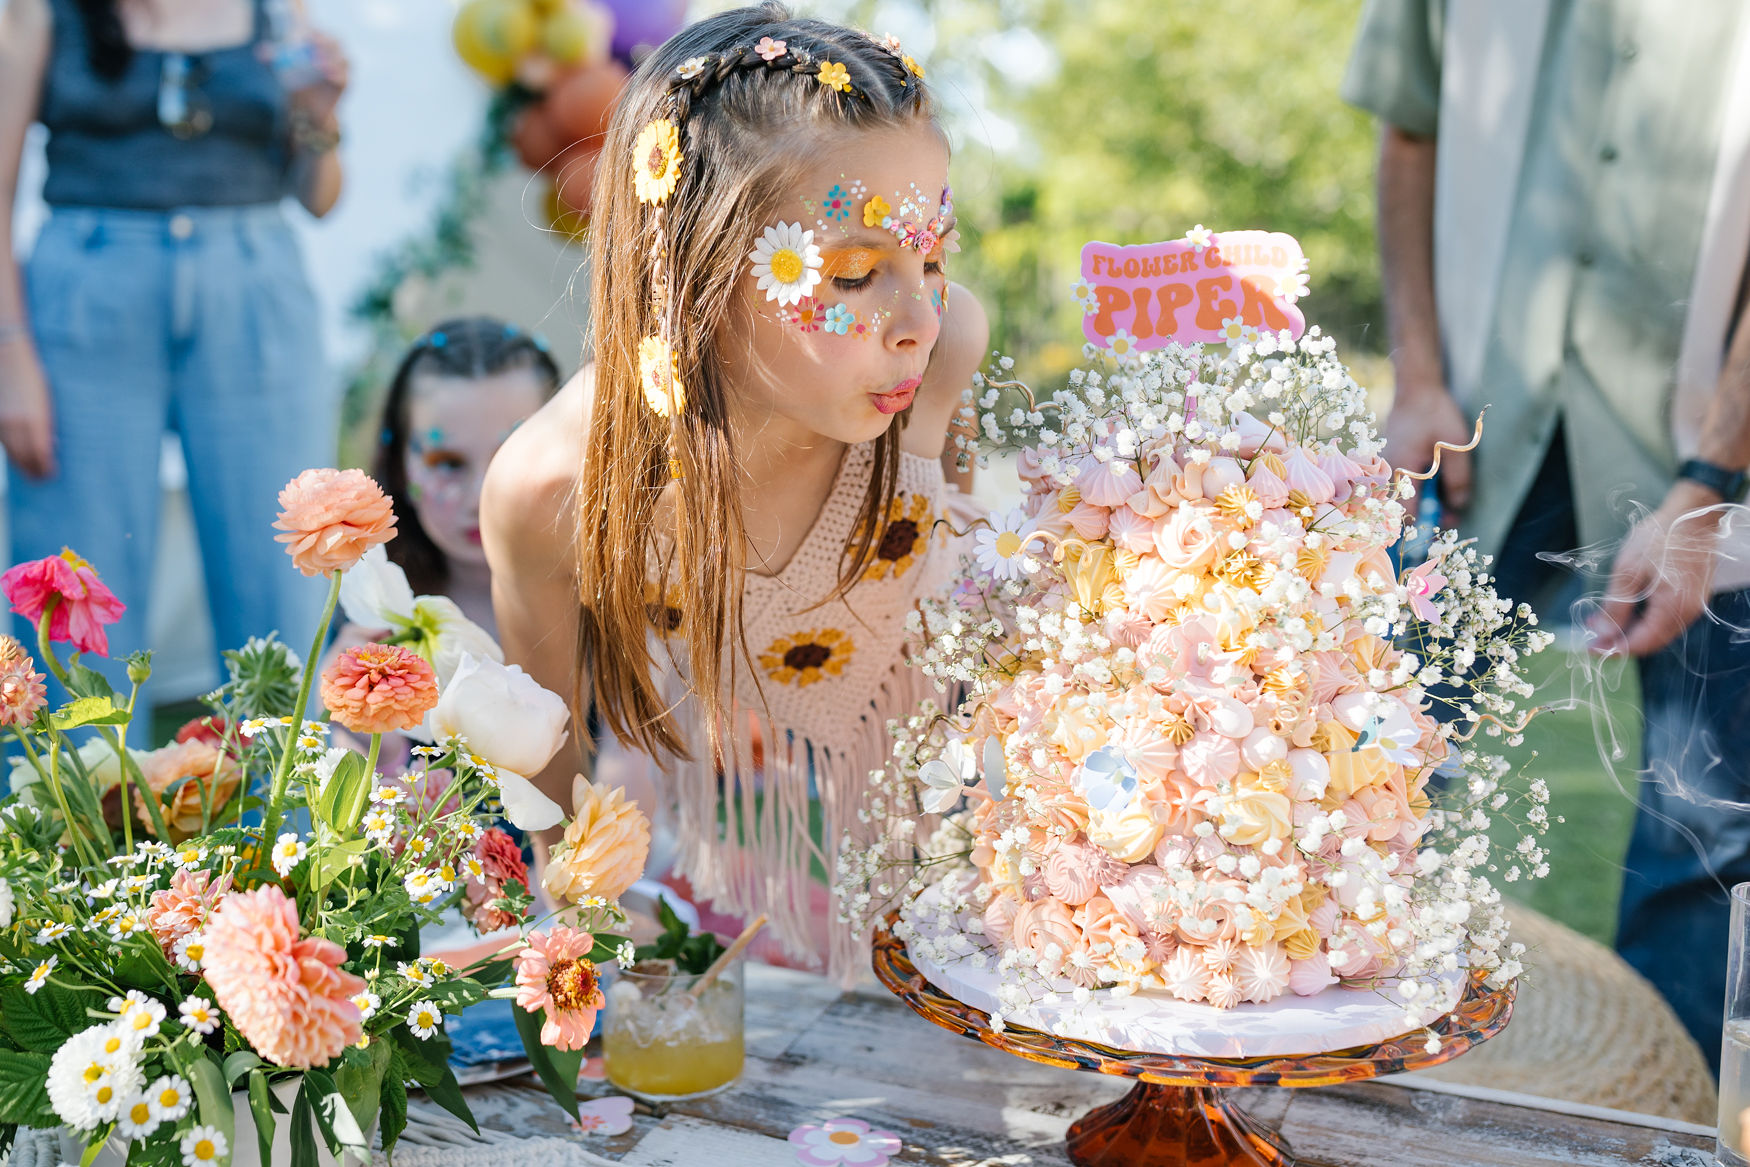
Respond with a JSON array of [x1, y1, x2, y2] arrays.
[[871, 917, 1514, 1166]]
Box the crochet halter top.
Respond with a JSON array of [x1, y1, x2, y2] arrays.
[[645, 442, 967, 979]]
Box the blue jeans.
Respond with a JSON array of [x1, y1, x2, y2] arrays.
[[10, 205, 336, 707], [1496, 424, 1750, 1076]]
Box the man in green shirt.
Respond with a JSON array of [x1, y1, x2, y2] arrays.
[[1345, 0, 1750, 1074]]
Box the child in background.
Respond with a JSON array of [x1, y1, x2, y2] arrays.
[[483, 4, 990, 979]]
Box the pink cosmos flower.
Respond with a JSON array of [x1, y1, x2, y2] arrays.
[[1404, 558, 1449, 623], [513, 926, 602, 1052], [1, 550, 125, 656], [202, 886, 364, 1069]]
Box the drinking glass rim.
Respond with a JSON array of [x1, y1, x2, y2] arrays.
[[612, 959, 744, 986], [1735, 881, 1750, 906]]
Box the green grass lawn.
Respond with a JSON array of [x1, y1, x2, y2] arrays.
[[1485, 645, 1643, 946]]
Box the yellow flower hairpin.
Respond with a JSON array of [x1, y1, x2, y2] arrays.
[[632, 119, 682, 206], [816, 60, 852, 93]]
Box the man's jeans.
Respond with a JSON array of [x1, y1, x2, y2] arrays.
[[1495, 426, 1750, 1076]]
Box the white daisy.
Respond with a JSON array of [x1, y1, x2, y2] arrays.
[[371, 785, 404, 806], [463, 857, 486, 884], [747, 222, 823, 306], [453, 819, 483, 844], [1220, 315, 1247, 344], [406, 1000, 442, 1040], [1277, 267, 1310, 302], [397, 960, 431, 986], [174, 844, 208, 868], [362, 933, 392, 949], [180, 1125, 227, 1166], [972, 509, 1042, 581], [148, 1074, 193, 1121], [352, 991, 380, 1022], [362, 810, 394, 841], [178, 996, 219, 1035], [1107, 328, 1140, 358], [108, 913, 144, 941], [0, 876, 12, 927], [1184, 223, 1214, 250], [270, 833, 306, 877], [404, 836, 432, 860], [173, 931, 206, 972], [46, 1025, 143, 1130], [116, 1091, 160, 1139], [25, 954, 57, 994], [111, 991, 166, 1038], [36, 922, 73, 943], [1069, 277, 1099, 312]]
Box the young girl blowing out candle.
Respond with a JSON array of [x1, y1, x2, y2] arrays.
[[482, 3, 988, 979]]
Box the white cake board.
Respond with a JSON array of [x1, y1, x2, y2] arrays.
[[904, 884, 1464, 1059]]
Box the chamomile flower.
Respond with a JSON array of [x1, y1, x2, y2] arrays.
[[362, 810, 394, 841], [973, 509, 1042, 581], [25, 954, 56, 993], [110, 990, 166, 1038], [404, 835, 432, 861], [173, 931, 207, 972], [35, 921, 72, 943], [149, 1074, 193, 1121], [180, 1125, 228, 1166], [370, 785, 404, 806], [362, 933, 392, 948], [406, 1000, 442, 1040], [178, 996, 219, 1035], [108, 913, 145, 941], [397, 960, 432, 986], [748, 222, 823, 307], [116, 1091, 161, 1138], [352, 990, 380, 1021], [270, 833, 306, 877], [46, 1025, 143, 1130]]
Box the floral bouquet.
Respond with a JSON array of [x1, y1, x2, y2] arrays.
[[0, 469, 651, 1166], [839, 324, 1553, 1046]]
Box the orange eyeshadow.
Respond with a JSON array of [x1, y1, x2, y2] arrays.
[[820, 246, 883, 279]]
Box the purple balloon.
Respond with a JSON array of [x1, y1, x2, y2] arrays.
[[607, 0, 688, 58]]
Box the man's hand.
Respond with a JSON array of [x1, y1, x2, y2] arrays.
[[1591, 482, 1724, 657], [1383, 376, 1472, 516]]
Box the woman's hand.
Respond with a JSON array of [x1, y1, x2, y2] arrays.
[[0, 339, 56, 479], [286, 30, 348, 129]]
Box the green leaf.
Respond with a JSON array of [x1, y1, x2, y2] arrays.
[[315, 752, 371, 834], [303, 1068, 368, 1161], [419, 1065, 478, 1134], [224, 1051, 264, 1088], [0, 1051, 53, 1126], [379, 1054, 409, 1159], [586, 933, 630, 966], [48, 695, 131, 731], [63, 663, 115, 702], [0, 983, 93, 1053], [332, 1038, 392, 1134], [247, 1071, 275, 1167], [181, 1054, 236, 1167], [312, 839, 370, 891], [420, 978, 488, 1012], [289, 1081, 318, 1167], [511, 1002, 580, 1120]]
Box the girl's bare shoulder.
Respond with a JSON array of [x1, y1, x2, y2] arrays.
[[480, 366, 590, 569]]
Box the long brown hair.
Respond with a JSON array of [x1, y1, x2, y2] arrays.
[[578, 3, 936, 762]]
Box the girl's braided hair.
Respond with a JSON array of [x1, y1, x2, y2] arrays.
[[578, 3, 938, 762]]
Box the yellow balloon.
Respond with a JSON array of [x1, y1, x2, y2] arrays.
[[541, 7, 591, 65], [453, 0, 540, 85]]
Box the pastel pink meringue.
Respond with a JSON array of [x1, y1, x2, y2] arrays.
[[1100, 863, 1169, 933], [1239, 727, 1288, 770], [1201, 936, 1242, 972], [1282, 445, 1336, 506], [1162, 946, 1211, 1002], [1104, 608, 1153, 649], [1205, 970, 1243, 1009], [1043, 839, 1126, 906], [1011, 895, 1082, 970], [1317, 448, 1365, 502], [1179, 731, 1242, 787], [1288, 952, 1338, 997], [1064, 499, 1111, 540], [1078, 454, 1143, 507], [1234, 942, 1291, 1004], [1244, 461, 1290, 510], [1122, 557, 1179, 623], [982, 892, 1021, 947], [1107, 504, 1157, 554]]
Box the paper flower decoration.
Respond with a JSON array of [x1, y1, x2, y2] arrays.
[[569, 1095, 634, 1136], [755, 36, 787, 61], [862, 194, 890, 229], [676, 56, 707, 80], [788, 1118, 901, 1166], [632, 119, 682, 206], [1184, 223, 1214, 250], [749, 222, 823, 307], [815, 60, 852, 92], [916, 740, 975, 814], [638, 335, 685, 417]]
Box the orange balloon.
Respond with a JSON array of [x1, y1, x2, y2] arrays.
[[545, 181, 590, 243], [511, 101, 567, 172], [546, 59, 629, 150], [554, 142, 601, 214]]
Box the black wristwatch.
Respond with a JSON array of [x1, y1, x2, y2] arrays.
[[1676, 457, 1748, 501]]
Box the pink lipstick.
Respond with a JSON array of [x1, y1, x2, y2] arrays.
[[871, 375, 922, 415]]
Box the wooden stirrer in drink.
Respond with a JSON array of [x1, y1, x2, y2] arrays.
[[689, 914, 766, 999]]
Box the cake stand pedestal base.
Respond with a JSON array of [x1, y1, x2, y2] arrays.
[[1065, 1082, 1289, 1167]]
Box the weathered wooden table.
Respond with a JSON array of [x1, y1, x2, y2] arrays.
[[461, 964, 1719, 1166]]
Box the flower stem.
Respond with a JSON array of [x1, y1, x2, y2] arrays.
[[12, 727, 101, 868], [258, 569, 344, 862]]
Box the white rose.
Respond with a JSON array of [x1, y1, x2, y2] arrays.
[[0, 877, 13, 928], [426, 654, 569, 830], [340, 546, 504, 688]]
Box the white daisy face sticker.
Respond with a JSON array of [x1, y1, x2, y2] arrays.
[[748, 222, 824, 306]]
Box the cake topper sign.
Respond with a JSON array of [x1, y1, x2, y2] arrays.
[[1078, 228, 1309, 352]]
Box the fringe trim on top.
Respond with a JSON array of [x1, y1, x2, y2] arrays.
[[658, 658, 945, 985]]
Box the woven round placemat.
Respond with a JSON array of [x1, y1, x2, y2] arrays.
[[1412, 900, 1716, 1123]]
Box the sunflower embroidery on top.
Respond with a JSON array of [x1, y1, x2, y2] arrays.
[[760, 628, 855, 687], [861, 492, 934, 581]]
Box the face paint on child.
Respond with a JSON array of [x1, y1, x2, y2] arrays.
[[402, 368, 550, 567]]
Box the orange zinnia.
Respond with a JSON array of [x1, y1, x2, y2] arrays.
[[320, 644, 439, 735]]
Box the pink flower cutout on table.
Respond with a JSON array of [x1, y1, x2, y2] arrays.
[[788, 1118, 902, 1166], [577, 1056, 605, 1082], [567, 1095, 633, 1137], [1404, 557, 1449, 623]]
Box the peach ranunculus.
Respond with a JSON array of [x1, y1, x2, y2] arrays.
[[0, 636, 45, 727], [272, 468, 396, 577], [203, 886, 364, 1069], [135, 739, 243, 840], [146, 868, 232, 956], [513, 925, 603, 1051], [1010, 895, 1082, 971], [542, 779, 652, 905], [320, 644, 439, 735]]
